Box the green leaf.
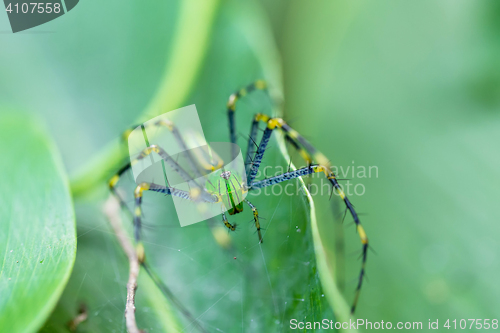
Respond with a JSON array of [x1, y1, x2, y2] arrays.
[[0, 114, 76, 333]]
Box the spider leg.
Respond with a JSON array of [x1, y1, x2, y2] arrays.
[[226, 80, 267, 150], [284, 134, 313, 166], [224, 81, 312, 177], [133, 145, 208, 197], [245, 113, 368, 314], [151, 119, 205, 178], [243, 199, 263, 243], [109, 162, 136, 216], [221, 210, 236, 231], [246, 115, 276, 185], [244, 117, 260, 175], [110, 144, 209, 200], [249, 165, 321, 189], [116, 179, 217, 259], [132, 182, 149, 262], [109, 143, 219, 261], [245, 114, 303, 185], [280, 123, 368, 313], [124, 119, 211, 177]]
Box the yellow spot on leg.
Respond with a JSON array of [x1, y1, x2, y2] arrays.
[[357, 225, 368, 244], [227, 94, 238, 110], [255, 113, 270, 123], [134, 207, 142, 216], [267, 118, 284, 129], [298, 149, 312, 165], [313, 152, 331, 168], [109, 175, 119, 188], [134, 183, 150, 197], [136, 242, 145, 263], [255, 80, 266, 90], [287, 128, 299, 139]]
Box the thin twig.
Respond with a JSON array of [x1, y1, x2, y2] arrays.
[[104, 196, 143, 333]]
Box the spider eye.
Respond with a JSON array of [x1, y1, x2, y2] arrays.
[[220, 171, 231, 179]]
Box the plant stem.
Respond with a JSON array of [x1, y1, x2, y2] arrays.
[[104, 196, 143, 333]]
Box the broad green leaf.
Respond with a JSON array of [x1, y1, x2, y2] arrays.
[[0, 114, 76, 333]]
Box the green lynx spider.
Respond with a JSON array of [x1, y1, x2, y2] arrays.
[[109, 80, 369, 313]]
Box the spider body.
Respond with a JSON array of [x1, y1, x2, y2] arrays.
[[205, 169, 245, 216], [109, 80, 369, 314]]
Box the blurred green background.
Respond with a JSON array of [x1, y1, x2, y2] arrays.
[[1, 0, 500, 331]]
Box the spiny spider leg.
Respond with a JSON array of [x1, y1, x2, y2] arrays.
[[246, 112, 368, 314], [226, 81, 368, 313], [245, 117, 260, 175], [249, 165, 320, 189], [109, 143, 217, 260], [221, 210, 236, 231], [225, 81, 320, 241], [284, 134, 313, 167], [111, 80, 369, 315], [136, 182, 219, 249], [111, 117, 227, 249], [227, 80, 267, 160], [123, 119, 207, 178], [243, 199, 263, 243]]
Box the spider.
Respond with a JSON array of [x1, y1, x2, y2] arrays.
[[108, 80, 369, 314]]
